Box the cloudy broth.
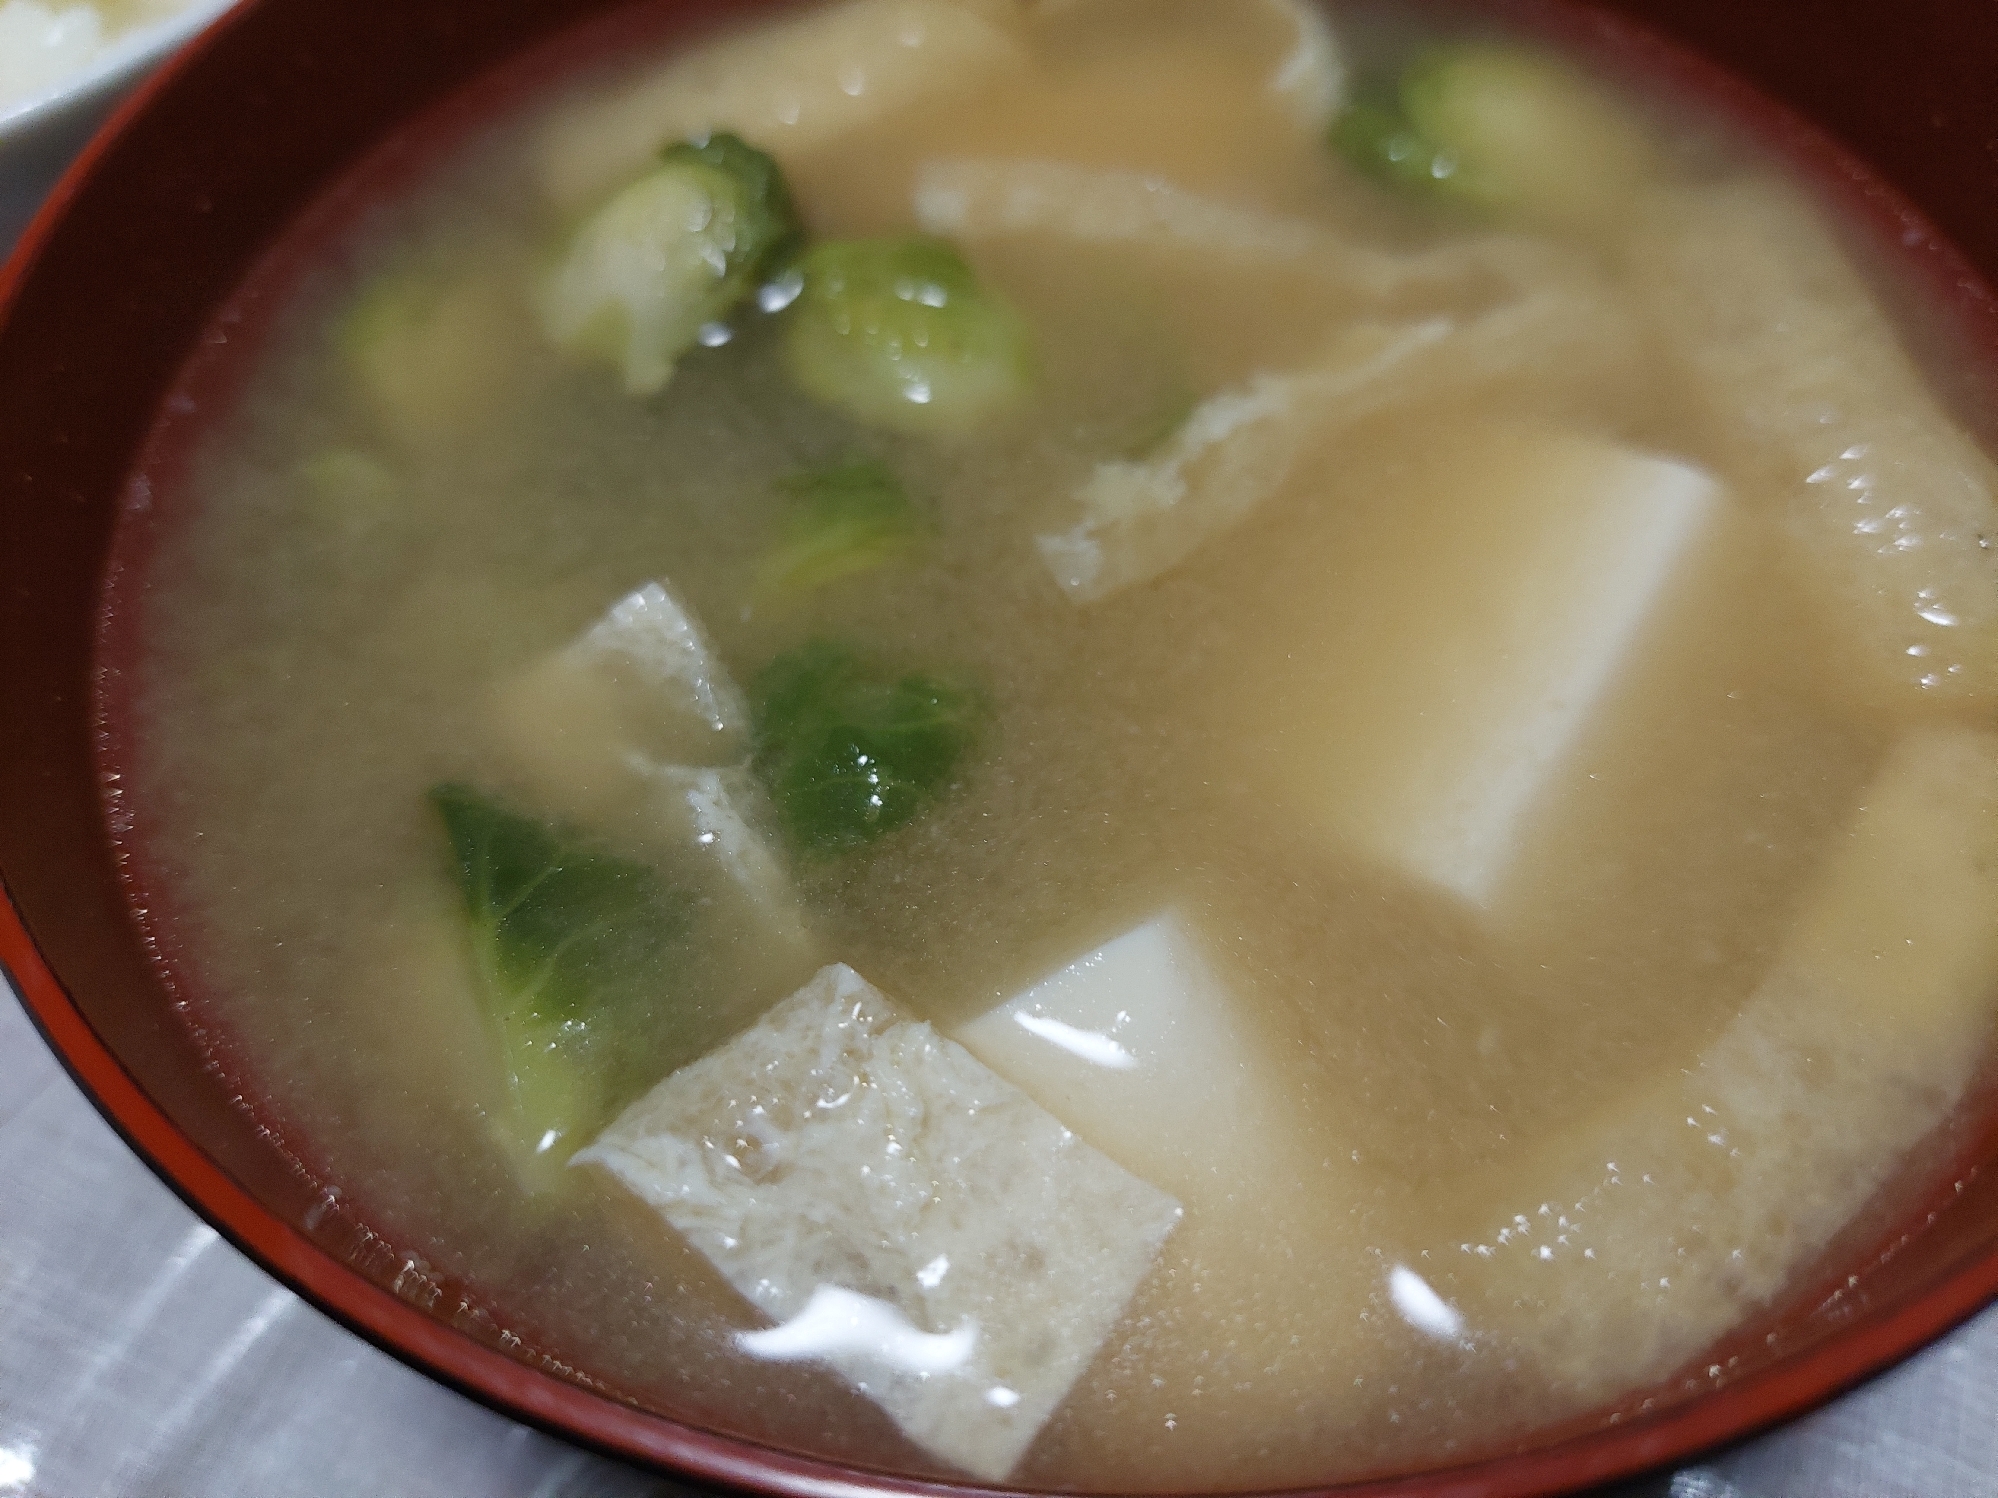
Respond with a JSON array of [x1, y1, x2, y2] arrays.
[[103, 0, 1998, 1488]]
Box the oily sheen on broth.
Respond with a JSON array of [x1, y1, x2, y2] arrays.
[[105, 0, 1998, 1489]]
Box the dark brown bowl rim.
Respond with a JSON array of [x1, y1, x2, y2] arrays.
[[4, 1, 1998, 1494]]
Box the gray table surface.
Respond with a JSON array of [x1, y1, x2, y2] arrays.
[[4, 45, 1997, 1498]]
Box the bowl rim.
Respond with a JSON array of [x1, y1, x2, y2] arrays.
[[3, 0, 1998, 1493]]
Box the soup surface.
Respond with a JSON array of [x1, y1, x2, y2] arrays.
[[105, 0, 1998, 1488]]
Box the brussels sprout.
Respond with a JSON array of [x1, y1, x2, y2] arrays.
[[1331, 94, 1463, 197], [541, 132, 801, 395], [784, 237, 1033, 436], [1401, 46, 1655, 225], [750, 640, 983, 854], [1333, 45, 1655, 229], [337, 262, 522, 443]]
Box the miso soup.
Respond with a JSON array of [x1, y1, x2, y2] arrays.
[[103, 0, 1998, 1488]]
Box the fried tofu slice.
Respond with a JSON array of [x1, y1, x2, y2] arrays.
[[576, 963, 1182, 1482], [1424, 728, 1998, 1398]]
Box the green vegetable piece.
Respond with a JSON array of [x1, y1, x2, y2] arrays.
[[658, 131, 802, 251], [783, 237, 1034, 437], [337, 263, 521, 443], [757, 458, 924, 599], [541, 131, 802, 396], [750, 641, 983, 854], [297, 447, 401, 537], [1330, 94, 1462, 197], [1334, 45, 1656, 228], [1402, 45, 1655, 227], [429, 783, 690, 1179]]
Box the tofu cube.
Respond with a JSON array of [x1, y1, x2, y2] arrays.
[[490, 580, 747, 821], [953, 910, 1305, 1211], [635, 763, 813, 960], [956, 914, 1432, 1489], [1226, 422, 1722, 909], [573, 964, 1182, 1483], [489, 585, 814, 965]]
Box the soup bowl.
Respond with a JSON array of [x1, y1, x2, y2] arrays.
[[2, 0, 1997, 1493]]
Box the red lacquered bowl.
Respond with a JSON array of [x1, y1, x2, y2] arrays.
[[3, 2, 1997, 1494]]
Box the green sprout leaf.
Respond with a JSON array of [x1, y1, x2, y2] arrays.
[[756, 457, 925, 600], [430, 782, 691, 1178], [749, 641, 983, 855]]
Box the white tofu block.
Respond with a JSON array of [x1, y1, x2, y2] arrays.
[[953, 910, 1300, 1211], [491, 580, 747, 822], [574, 964, 1182, 1482], [1038, 272, 1642, 602], [635, 763, 812, 958], [571, 580, 748, 740], [1227, 423, 1722, 909], [534, 0, 1027, 212], [1428, 728, 1998, 1396], [487, 589, 816, 964]]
